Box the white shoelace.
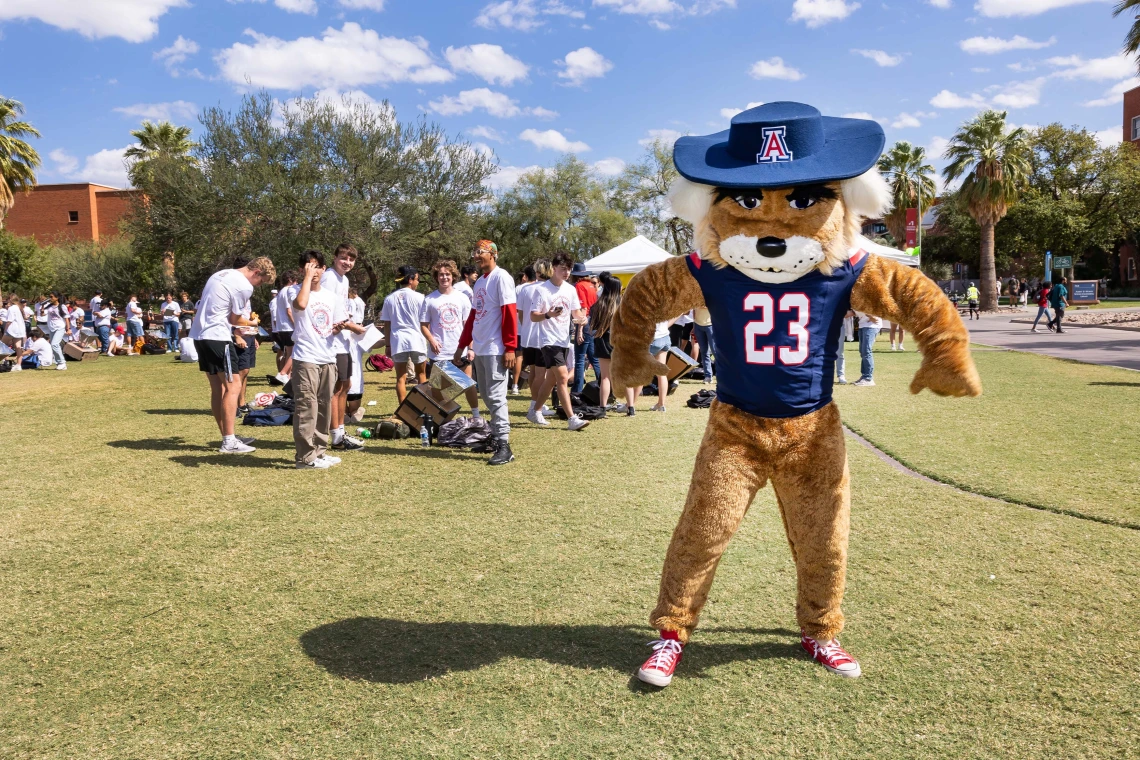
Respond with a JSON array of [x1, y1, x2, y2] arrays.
[[645, 639, 683, 670], [813, 638, 852, 663]]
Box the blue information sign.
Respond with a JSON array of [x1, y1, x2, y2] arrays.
[[1070, 281, 1098, 303]]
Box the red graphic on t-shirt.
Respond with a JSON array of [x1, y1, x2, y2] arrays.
[[309, 302, 335, 337], [438, 302, 462, 330], [474, 289, 488, 323]]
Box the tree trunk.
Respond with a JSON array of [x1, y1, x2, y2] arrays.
[[979, 220, 997, 311]]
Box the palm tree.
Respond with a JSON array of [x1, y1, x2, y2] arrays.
[[0, 97, 42, 225], [877, 141, 936, 247], [1114, 0, 1140, 69], [943, 110, 1030, 311], [125, 120, 196, 186]]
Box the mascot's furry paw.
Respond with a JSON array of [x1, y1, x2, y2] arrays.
[[610, 346, 670, 394], [910, 351, 983, 398]]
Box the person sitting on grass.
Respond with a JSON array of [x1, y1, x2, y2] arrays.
[[24, 327, 53, 368]]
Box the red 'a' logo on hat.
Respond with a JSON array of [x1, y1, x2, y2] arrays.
[[757, 126, 793, 164]]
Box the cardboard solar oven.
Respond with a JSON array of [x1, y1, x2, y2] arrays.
[[394, 385, 460, 431], [427, 360, 476, 402], [664, 346, 698, 383]]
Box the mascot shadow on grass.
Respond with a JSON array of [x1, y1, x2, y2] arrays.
[[610, 102, 983, 687]]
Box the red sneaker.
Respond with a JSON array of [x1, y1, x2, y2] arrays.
[[637, 637, 684, 687], [801, 632, 862, 678]]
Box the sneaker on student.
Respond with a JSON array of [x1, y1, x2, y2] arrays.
[[627, 406, 636, 417], [649, 404, 666, 413], [488, 440, 515, 466], [526, 408, 550, 426], [11, 365, 21, 371], [636, 636, 684, 687], [897, 343, 905, 351], [236, 404, 250, 417], [317, 454, 341, 466], [539, 404, 558, 417], [510, 385, 520, 395], [853, 378, 875, 387], [800, 631, 861, 678], [236, 436, 256, 445], [836, 376, 847, 385], [266, 374, 283, 386], [219, 439, 256, 454], [567, 414, 590, 431], [610, 402, 626, 413], [333, 435, 365, 451], [296, 457, 332, 470], [56, 362, 68, 370]]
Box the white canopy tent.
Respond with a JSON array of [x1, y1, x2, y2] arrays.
[[856, 235, 920, 268], [582, 235, 674, 280]]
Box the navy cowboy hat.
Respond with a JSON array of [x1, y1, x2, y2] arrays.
[[673, 102, 885, 189], [570, 262, 593, 277]]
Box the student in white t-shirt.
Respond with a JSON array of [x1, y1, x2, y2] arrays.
[[853, 311, 883, 386], [25, 328, 53, 367], [321, 244, 368, 452], [67, 298, 84, 342], [510, 266, 536, 395], [188, 256, 276, 454], [45, 292, 69, 370], [646, 318, 675, 413], [271, 270, 299, 386], [2, 296, 28, 370], [160, 292, 182, 353], [291, 250, 343, 470], [527, 251, 590, 431], [453, 240, 517, 465], [455, 264, 477, 304], [381, 265, 428, 404], [520, 261, 550, 414], [125, 295, 145, 345], [420, 259, 479, 418]]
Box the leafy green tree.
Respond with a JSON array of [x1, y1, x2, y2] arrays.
[[943, 109, 1031, 310], [613, 139, 693, 256], [0, 97, 41, 224], [125, 120, 196, 187], [484, 156, 634, 272], [877, 141, 936, 245], [1115, 0, 1140, 70], [0, 228, 52, 294]]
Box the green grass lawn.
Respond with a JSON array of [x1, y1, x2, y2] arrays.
[[1, 349, 1137, 758], [836, 337, 1140, 527], [1088, 300, 1140, 309]]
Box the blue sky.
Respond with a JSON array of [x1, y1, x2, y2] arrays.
[[1, 0, 1135, 190]]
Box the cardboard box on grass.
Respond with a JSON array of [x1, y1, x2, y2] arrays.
[[664, 346, 698, 383], [63, 342, 99, 362], [395, 383, 461, 430], [428, 361, 476, 403]]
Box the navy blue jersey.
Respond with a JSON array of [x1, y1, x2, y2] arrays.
[[685, 250, 869, 418]]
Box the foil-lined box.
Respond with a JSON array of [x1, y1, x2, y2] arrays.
[[429, 360, 476, 402]]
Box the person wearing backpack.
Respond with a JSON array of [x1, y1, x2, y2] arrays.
[[1048, 277, 1069, 333], [1031, 282, 1053, 332]]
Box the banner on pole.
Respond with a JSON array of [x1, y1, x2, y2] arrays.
[[905, 209, 918, 248]]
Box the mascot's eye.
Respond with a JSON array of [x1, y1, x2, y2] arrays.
[[789, 196, 817, 210], [734, 195, 761, 210]]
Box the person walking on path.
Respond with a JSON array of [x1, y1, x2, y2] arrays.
[[454, 240, 518, 465], [1031, 282, 1053, 332], [853, 311, 882, 386], [965, 282, 980, 320], [1048, 278, 1069, 333]]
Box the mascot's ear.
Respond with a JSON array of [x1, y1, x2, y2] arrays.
[[668, 176, 715, 226], [841, 168, 892, 221]]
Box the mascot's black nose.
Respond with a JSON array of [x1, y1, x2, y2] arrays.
[[756, 237, 787, 258]]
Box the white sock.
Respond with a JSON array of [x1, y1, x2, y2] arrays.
[[527, 401, 535, 413], [471, 407, 482, 419], [223, 435, 237, 445], [331, 426, 345, 443]]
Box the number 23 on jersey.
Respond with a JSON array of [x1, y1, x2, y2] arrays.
[[743, 293, 810, 366]]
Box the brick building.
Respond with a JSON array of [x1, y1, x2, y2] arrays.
[[2, 183, 140, 242], [1125, 85, 1140, 144]]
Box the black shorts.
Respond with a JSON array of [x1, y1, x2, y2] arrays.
[[347, 392, 363, 402], [275, 330, 294, 347], [522, 346, 541, 367], [335, 353, 353, 383], [670, 323, 693, 347], [594, 331, 613, 360], [235, 339, 258, 371], [197, 339, 238, 376], [541, 345, 569, 369], [968, 300, 979, 309]]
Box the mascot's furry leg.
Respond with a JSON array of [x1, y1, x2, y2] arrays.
[[650, 401, 851, 645]]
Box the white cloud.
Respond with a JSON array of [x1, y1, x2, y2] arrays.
[[928, 135, 950, 159], [929, 0, 952, 7], [1007, 62, 1035, 72], [790, 0, 860, 27], [545, 0, 586, 17], [930, 89, 987, 108], [475, 0, 584, 31], [216, 23, 454, 90], [650, 18, 671, 29], [721, 101, 764, 120], [594, 0, 680, 12], [154, 35, 198, 75], [1083, 77, 1140, 107], [339, 0, 386, 8], [0, 0, 186, 42], [959, 35, 1055, 55], [445, 44, 529, 85], [229, 0, 318, 14], [989, 78, 1045, 108], [749, 57, 804, 81], [427, 88, 523, 117], [1093, 125, 1121, 147], [975, 0, 1106, 18], [1048, 53, 1134, 82], [843, 111, 877, 120], [891, 113, 922, 128], [519, 128, 590, 152], [469, 125, 506, 142], [592, 157, 627, 176], [53, 145, 133, 187], [852, 49, 902, 67], [971, 67, 991, 73], [638, 128, 683, 146], [113, 100, 198, 122], [486, 164, 540, 191], [529, 106, 559, 119], [556, 47, 613, 86], [305, 88, 392, 117]]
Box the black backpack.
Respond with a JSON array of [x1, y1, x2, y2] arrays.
[[580, 380, 613, 407], [686, 389, 716, 409]]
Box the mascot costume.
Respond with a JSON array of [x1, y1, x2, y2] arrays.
[[610, 103, 982, 687]]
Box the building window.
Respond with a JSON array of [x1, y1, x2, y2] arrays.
[[68, 211, 79, 224], [1129, 257, 1138, 281], [1132, 116, 1140, 141]]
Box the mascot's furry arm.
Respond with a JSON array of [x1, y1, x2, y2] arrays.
[[610, 255, 704, 393], [850, 255, 982, 398]]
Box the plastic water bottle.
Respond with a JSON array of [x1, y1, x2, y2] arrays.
[[356, 427, 372, 440], [420, 424, 430, 448]]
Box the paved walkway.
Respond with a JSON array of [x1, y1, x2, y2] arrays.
[[964, 309, 1140, 371]]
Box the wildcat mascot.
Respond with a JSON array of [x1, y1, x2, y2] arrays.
[[610, 102, 982, 687]]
